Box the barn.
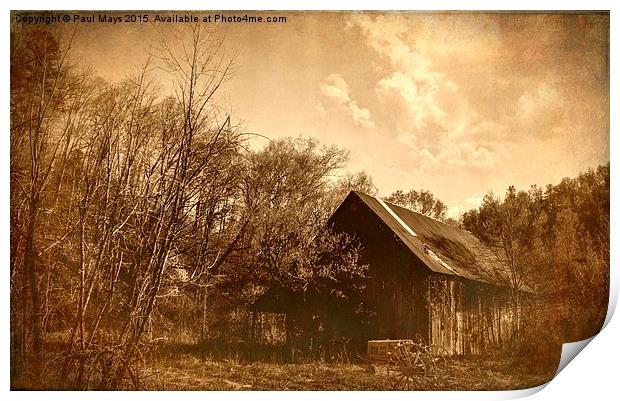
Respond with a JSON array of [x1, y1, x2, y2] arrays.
[[252, 191, 529, 356]]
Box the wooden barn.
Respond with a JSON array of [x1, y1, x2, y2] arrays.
[[252, 191, 529, 356]]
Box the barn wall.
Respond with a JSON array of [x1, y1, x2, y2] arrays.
[[329, 194, 429, 342], [426, 274, 519, 355], [367, 255, 429, 341]]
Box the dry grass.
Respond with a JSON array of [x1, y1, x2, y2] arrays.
[[142, 356, 388, 390], [140, 353, 556, 391]]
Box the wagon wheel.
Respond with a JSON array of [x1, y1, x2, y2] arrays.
[[391, 371, 409, 390], [403, 348, 426, 373], [388, 357, 414, 389]]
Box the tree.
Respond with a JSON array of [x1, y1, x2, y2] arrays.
[[101, 24, 242, 387], [210, 137, 371, 346], [327, 170, 378, 215], [384, 189, 448, 220], [10, 26, 87, 387], [10, 24, 247, 389], [461, 166, 609, 345], [335, 170, 377, 195]]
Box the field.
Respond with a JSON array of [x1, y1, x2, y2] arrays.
[[139, 352, 557, 391], [15, 339, 558, 390]]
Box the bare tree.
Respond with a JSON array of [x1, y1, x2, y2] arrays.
[[10, 26, 90, 387]]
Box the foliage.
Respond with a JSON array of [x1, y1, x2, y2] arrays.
[[10, 24, 245, 389], [10, 26, 372, 389], [461, 164, 609, 342], [384, 189, 449, 220]]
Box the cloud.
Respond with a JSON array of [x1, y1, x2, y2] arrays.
[[446, 195, 485, 219], [376, 71, 449, 132], [320, 74, 351, 105], [515, 80, 566, 137], [518, 81, 561, 118], [447, 143, 496, 169], [419, 148, 438, 165], [319, 73, 376, 129], [335, 13, 605, 213], [348, 101, 375, 128], [348, 14, 497, 172]]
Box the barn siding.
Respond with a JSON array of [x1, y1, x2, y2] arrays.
[[368, 263, 428, 341], [426, 275, 518, 355]]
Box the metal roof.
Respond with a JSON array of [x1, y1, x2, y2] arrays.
[[348, 191, 520, 290]]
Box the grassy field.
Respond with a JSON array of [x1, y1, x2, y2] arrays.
[[140, 354, 557, 391], [23, 338, 558, 390]]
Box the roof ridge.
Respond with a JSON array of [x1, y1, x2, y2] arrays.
[[375, 197, 419, 238], [382, 198, 455, 227], [353, 190, 455, 229]]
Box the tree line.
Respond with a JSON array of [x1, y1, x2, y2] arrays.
[[461, 165, 609, 344]]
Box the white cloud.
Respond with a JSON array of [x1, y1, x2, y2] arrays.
[[442, 143, 497, 170], [446, 196, 484, 219], [320, 74, 351, 105], [376, 71, 448, 131], [349, 101, 375, 128], [447, 205, 464, 219], [395, 130, 417, 148], [348, 14, 496, 172], [319, 73, 376, 129], [518, 80, 563, 121], [419, 148, 438, 166]]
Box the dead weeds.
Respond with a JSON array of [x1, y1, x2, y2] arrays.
[[140, 353, 556, 390]]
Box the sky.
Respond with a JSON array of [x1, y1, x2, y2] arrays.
[[51, 11, 609, 217]]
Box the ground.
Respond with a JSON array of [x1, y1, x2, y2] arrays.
[[18, 338, 558, 390], [140, 354, 556, 391]]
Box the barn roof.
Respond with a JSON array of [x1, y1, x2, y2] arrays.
[[334, 191, 523, 291]]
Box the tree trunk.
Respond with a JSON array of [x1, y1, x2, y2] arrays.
[[24, 195, 42, 387]]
